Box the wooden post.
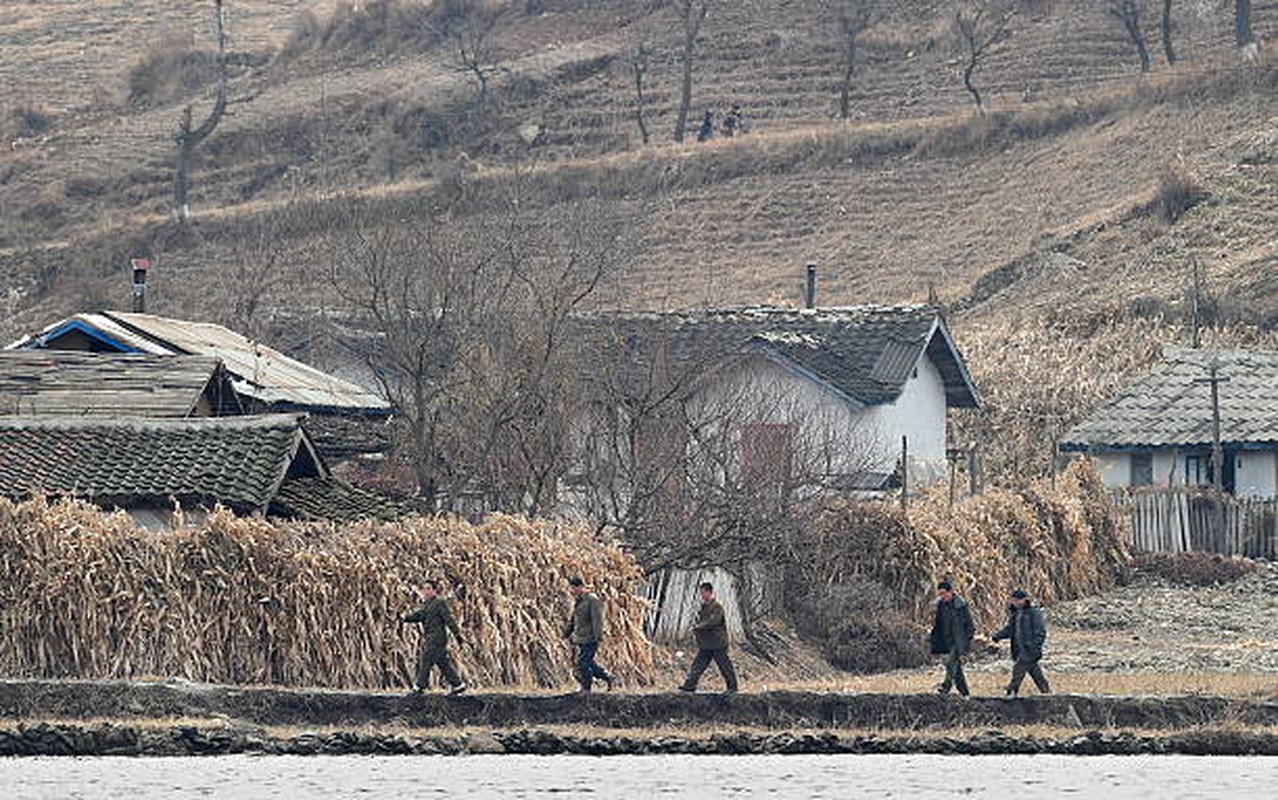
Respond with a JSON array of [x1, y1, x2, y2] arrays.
[[900, 435, 909, 513]]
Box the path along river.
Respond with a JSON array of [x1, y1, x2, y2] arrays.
[[4, 753, 1278, 799]]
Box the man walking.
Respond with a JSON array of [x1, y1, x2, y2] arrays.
[[679, 582, 739, 694], [400, 579, 467, 695], [564, 576, 615, 693], [929, 579, 974, 698], [992, 588, 1051, 696]]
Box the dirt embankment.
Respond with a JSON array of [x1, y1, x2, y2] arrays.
[[3, 678, 1278, 757]]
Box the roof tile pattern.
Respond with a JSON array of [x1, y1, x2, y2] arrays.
[[1060, 348, 1278, 451], [271, 477, 407, 523], [0, 415, 309, 510], [0, 351, 236, 417], [574, 305, 979, 408]]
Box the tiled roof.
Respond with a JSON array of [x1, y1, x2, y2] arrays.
[[271, 477, 407, 523], [11, 312, 391, 415], [1060, 348, 1278, 451], [0, 414, 316, 511], [572, 305, 979, 408], [0, 351, 240, 418]]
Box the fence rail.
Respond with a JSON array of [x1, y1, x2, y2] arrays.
[[1119, 489, 1278, 559]]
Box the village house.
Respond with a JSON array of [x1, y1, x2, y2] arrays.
[[568, 303, 982, 645], [0, 351, 403, 527], [1059, 348, 1278, 499], [8, 311, 394, 461]]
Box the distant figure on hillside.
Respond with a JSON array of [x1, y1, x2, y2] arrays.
[[722, 104, 743, 137], [564, 576, 615, 693], [678, 582, 739, 694], [400, 580, 467, 695], [697, 109, 715, 142], [930, 579, 974, 698], [991, 588, 1051, 697]]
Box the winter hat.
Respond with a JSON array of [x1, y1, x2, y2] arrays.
[[1011, 588, 1029, 599], [937, 580, 953, 591]]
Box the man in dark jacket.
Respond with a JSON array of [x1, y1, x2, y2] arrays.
[[679, 582, 739, 694], [992, 588, 1051, 696], [565, 576, 615, 693], [400, 579, 467, 695], [929, 579, 974, 697]]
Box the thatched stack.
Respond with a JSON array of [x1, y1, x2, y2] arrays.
[[0, 498, 653, 690], [811, 460, 1129, 631]]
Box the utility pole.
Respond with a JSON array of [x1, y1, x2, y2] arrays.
[[1193, 361, 1229, 493], [1190, 257, 1205, 349]]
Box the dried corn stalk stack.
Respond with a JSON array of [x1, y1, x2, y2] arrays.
[[0, 497, 654, 690], [812, 460, 1129, 630]]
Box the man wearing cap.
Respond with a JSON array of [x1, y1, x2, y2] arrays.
[[992, 588, 1051, 696], [678, 582, 739, 694], [929, 579, 974, 697], [564, 576, 615, 693]]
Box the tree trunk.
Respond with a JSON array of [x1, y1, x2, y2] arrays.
[[1235, 0, 1255, 48], [838, 34, 857, 120], [1120, 13, 1151, 72], [633, 47, 650, 145], [673, 1, 706, 143], [1161, 0, 1176, 65], [172, 0, 228, 221], [963, 54, 983, 113]]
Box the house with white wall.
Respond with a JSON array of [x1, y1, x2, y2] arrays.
[[1059, 348, 1278, 499]]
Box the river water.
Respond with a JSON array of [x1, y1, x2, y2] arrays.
[[3, 754, 1276, 798]]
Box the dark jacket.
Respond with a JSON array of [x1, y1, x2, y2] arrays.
[[402, 596, 462, 652], [993, 603, 1047, 662], [930, 595, 974, 656], [565, 592, 604, 645], [692, 598, 729, 650]]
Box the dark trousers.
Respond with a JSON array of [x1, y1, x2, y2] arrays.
[[576, 641, 612, 691], [939, 647, 969, 696], [1008, 658, 1051, 694], [416, 645, 463, 689], [681, 648, 739, 692]]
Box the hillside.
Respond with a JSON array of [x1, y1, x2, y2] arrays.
[[1, 0, 1276, 480]]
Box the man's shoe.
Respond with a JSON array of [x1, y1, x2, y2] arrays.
[[449, 683, 468, 696], [604, 674, 615, 692], [678, 685, 695, 693], [723, 688, 738, 695], [410, 684, 423, 695]]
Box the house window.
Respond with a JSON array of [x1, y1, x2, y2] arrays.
[[1184, 453, 1212, 486], [1130, 453, 1153, 487], [740, 423, 793, 487]]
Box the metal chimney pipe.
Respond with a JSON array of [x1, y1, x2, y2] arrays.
[[804, 263, 817, 309], [131, 257, 150, 313]]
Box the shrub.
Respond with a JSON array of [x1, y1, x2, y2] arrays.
[[1154, 158, 1208, 223], [127, 44, 222, 107], [7, 102, 56, 138], [1132, 552, 1258, 587]]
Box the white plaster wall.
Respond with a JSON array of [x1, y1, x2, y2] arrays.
[[1234, 451, 1277, 498], [702, 352, 950, 485], [1093, 453, 1130, 489]]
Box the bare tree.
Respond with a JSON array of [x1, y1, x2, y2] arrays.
[[173, 0, 228, 221], [1108, 0, 1151, 73], [631, 40, 653, 145], [433, 0, 505, 106], [673, 0, 710, 143], [954, 1, 1015, 114], [1160, 0, 1176, 65], [825, 0, 881, 121]]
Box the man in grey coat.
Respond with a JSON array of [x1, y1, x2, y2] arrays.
[[929, 579, 974, 697], [678, 582, 739, 694], [992, 588, 1051, 696], [565, 576, 615, 693]]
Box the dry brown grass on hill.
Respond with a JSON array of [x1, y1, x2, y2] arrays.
[[0, 496, 654, 691]]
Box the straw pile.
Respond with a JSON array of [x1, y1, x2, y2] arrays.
[[809, 460, 1129, 631], [0, 497, 653, 690]]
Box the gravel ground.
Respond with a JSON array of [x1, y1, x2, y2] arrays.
[[1008, 562, 1278, 674]]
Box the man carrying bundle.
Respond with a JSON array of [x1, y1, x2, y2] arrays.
[[565, 576, 615, 693], [930, 579, 974, 698], [678, 582, 738, 694], [400, 579, 467, 695], [992, 588, 1051, 696]]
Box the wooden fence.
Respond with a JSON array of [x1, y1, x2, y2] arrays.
[[1121, 489, 1278, 559]]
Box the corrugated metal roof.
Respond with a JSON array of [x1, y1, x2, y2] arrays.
[[11, 312, 390, 415], [0, 351, 236, 418], [1060, 348, 1278, 451]]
